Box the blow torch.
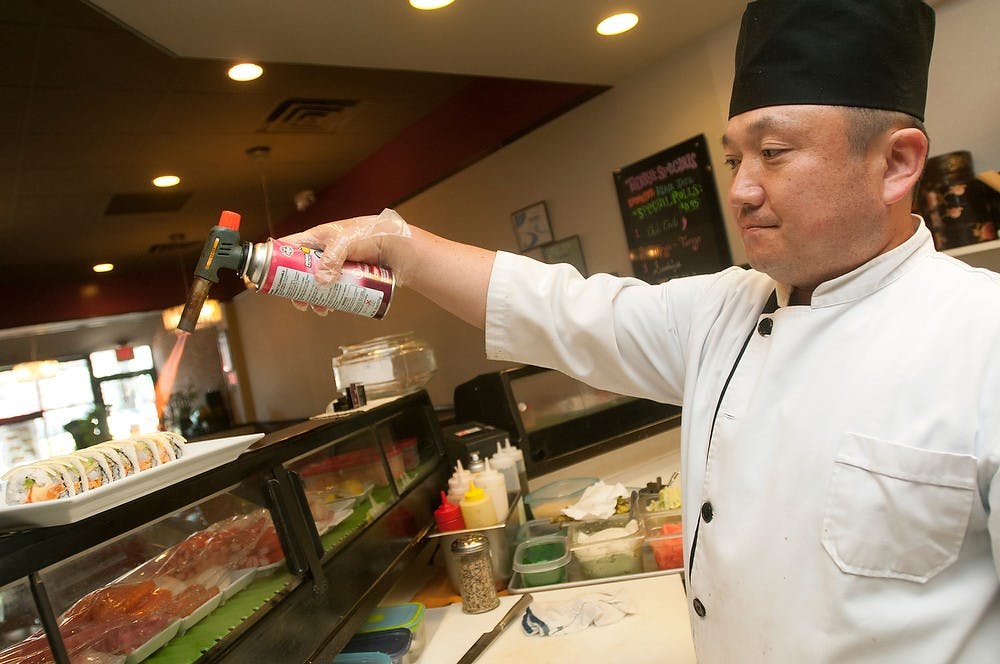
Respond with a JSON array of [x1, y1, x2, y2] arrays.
[[176, 210, 396, 333], [176, 211, 246, 333]]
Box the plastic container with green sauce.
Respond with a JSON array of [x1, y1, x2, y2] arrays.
[[512, 534, 571, 587], [569, 515, 644, 579]]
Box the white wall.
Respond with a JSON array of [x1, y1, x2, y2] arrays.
[[231, 0, 1000, 420]]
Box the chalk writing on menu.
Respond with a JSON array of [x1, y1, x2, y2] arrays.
[[613, 134, 732, 284]]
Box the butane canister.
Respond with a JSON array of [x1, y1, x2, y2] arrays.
[[241, 238, 394, 318]]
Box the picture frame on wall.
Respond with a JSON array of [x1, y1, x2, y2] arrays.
[[521, 246, 545, 262], [511, 201, 554, 251], [542, 235, 588, 277]]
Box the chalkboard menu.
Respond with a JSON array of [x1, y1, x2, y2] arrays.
[[613, 135, 732, 284]]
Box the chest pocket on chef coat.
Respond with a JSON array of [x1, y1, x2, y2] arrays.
[[821, 433, 977, 583]]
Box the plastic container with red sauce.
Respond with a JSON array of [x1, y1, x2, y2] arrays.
[[643, 511, 684, 571]]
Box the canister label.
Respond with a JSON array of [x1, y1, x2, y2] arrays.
[[256, 239, 393, 319]]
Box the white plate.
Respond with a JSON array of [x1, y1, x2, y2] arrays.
[[0, 434, 263, 530]]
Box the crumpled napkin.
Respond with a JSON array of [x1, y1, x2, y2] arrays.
[[521, 590, 637, 637], [561, 481, 628, 520]]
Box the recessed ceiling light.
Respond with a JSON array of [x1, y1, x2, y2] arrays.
[[228, 62, 263, 82], [152, 175, 180, 188], [597, 12, 639, 36], [92, 263, 114, 273], [410, 0, 455, 9]]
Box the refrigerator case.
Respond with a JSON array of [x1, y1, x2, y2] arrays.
[[454, 366, 680, 477], [0, 390, 447, 664]]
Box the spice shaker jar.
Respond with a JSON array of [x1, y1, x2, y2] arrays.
[[450, 533, 500, 614]]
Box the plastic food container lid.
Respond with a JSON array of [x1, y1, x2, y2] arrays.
[[342, 628, 412, 660], [523, 477, 598, 505], [512, 534, 571, 574], [333, 653, 392, 664], [359, 602, 425, 633], [515, 518, 564, 544]]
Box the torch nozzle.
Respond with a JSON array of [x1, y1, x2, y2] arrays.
[[177, 277, 214, 333]]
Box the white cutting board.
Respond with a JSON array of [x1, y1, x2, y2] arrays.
[[416, 574, 695, 664]]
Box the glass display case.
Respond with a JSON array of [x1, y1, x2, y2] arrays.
[[0, 390, 446, 663], [453, 366, 680, 476]]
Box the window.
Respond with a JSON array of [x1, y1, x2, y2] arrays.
[[0, 360, 94, 469], [89, 346, 159, 439], [0, 345, 159, 475]]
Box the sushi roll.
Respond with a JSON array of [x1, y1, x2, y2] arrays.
[[73, 448, 115, 490], [2, 463, 72, 504]]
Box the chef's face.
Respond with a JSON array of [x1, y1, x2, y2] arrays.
[[722, 105, 893, 293]]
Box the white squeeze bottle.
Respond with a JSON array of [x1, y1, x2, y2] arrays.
[[490, 444, 519, 495], [477, 458, 509, 522], [502, 438, 529, 497], [447, 460, 472, 506], [459, 479, 498, 528]]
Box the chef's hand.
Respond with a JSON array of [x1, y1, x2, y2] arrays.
[[279, 208, 412, 315]]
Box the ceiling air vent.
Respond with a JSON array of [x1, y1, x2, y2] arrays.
[[105, 192, 191, 215], [262, 98, 358, 133]]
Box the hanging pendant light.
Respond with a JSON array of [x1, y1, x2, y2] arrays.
[[162, 298, 222, 331]]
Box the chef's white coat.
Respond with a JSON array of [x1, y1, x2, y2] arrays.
[[485, 220, 1000, 662]]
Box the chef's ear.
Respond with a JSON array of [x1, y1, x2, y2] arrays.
[[881, 127, 928, 206]]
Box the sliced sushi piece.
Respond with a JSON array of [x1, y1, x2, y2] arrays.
[[79, 446, 124, 481], [93, 442, 138, 478], [127, 438, 160, 471], [134, 434, 174, 465], [152, 431, 187, 460], [39, 458, 86, 496], [2, 463, 71, 504], [73, 449, 114, 490]]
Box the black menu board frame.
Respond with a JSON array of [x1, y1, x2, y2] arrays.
[[613, 134, 732, 284]]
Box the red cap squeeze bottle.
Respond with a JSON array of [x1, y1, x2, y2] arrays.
[[434, 491, 466, 532]]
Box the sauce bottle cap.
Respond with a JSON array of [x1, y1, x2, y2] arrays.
[[463, 479, 487, 502], [435, 491, 465, 530]]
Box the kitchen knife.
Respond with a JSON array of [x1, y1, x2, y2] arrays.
[[456, 593, 533, 664]]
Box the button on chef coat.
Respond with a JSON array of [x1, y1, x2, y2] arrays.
[[485, 220, 1000, 663]]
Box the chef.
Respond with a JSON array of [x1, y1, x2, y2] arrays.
[[283, 0, 1000, 660]]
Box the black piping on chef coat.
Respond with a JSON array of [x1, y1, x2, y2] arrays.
[[688, 290, 779, 580]]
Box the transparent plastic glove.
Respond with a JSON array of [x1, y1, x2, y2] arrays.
[[278, 208, 411, 315]]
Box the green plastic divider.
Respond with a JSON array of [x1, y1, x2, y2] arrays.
[[141, 462, 434, 662], [143, 569, 293, 663]]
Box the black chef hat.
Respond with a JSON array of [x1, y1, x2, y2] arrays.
[[729, 0, 935, 120]]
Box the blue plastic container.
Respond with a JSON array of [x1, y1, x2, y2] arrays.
[[333, 653, 392, 664], [341, 628, 412, 664], [359, 603, 426, 660]]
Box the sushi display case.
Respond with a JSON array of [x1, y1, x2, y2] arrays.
[[0, 390, 448, 664], [454, 366, 680, 477]]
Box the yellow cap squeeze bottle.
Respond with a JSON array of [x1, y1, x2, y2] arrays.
[[459, 479, 498, 528]]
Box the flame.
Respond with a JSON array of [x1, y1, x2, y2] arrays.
[[155, 332, 189, 422]]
